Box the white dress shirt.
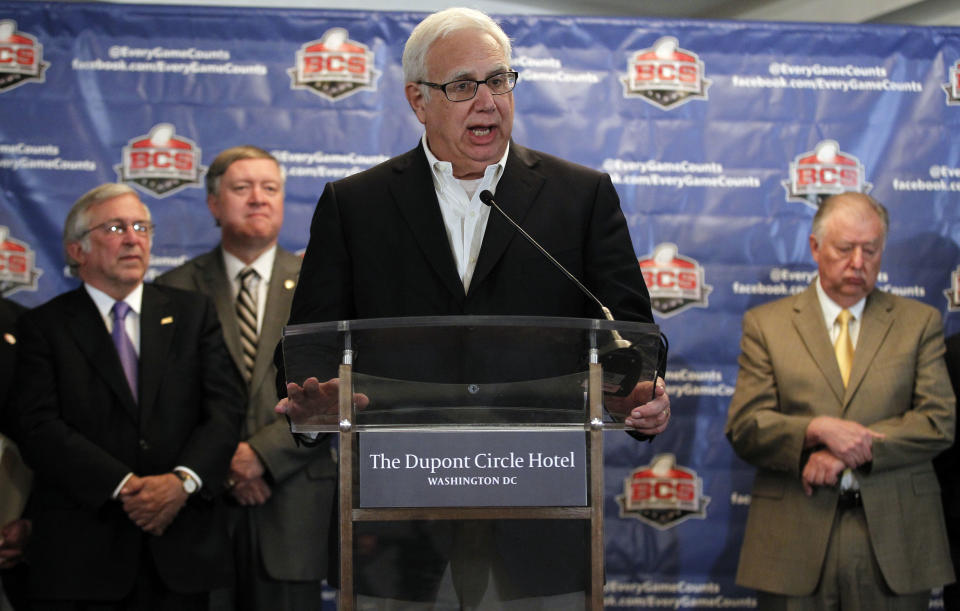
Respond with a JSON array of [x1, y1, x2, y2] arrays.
[[222, 244, 276, 335], [422, 134, 509, 293], [815, 278, 865, 348], [86, 282, 143, 355]]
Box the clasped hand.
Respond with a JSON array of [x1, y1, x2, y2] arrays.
[[0, 518, 31, 569], [227, 441, 271, 506], [801, 416, 885, 496], [119, 473, 187, 536]]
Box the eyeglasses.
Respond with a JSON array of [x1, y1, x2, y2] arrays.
[[81, 220, 154, 238], [417, 71, 518, 102]]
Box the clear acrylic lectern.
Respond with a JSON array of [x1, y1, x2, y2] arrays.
[[282, 315, 662, 611]]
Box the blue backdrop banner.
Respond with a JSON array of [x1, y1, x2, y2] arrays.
[[2, 2, 959, 608]]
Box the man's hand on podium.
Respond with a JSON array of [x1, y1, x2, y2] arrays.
[[275, 376, 370, 425], [609, 376, 670, 436]]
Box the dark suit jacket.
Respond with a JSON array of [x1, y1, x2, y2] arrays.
[[727, 285, 955, 596], [0, 297, 28, 611], [157, 245, 336, 582], [0, 296, 26, 437], [286, 142, 653, 600], [12, 283, 244, 600], [290, 142, 651, 326], [937, 332, 960, 607], [938, 333, 960, 516]]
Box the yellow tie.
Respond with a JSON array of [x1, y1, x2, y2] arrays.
[[834, 309, 854, 387]]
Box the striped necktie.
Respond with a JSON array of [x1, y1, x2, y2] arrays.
[[236, 267, 260, 383]]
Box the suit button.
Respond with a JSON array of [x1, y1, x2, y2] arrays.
[[139, 438, 150, 450]]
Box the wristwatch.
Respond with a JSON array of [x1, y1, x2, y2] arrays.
[[173, 470, 198, 495]]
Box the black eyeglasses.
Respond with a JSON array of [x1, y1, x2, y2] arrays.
[[417, 71, 518, 102], [81, 220, 154, 238]]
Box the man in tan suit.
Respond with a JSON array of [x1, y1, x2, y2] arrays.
[[158, 146, 334, 610], [726, 191, 955, 609]]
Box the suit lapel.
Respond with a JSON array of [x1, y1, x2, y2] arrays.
[[198, 248, 243, 370], [138, 284, 175, 429], [792, 284, 846, 405], [469, 145, 544, 294], [250, 248, 298, 393], [843, 291, 894, 409], [389, 145, 464, 301], [65, 288, 139, 421]]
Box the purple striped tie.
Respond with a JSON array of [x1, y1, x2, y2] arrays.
[[111, 301, 138, 399]]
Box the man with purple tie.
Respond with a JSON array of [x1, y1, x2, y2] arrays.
[[10, 183, 244, 610]]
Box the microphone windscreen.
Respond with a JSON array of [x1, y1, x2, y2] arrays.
[[479, 190, 494, 206]]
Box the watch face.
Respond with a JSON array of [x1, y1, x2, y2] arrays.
[[180, 474, 197, 494]]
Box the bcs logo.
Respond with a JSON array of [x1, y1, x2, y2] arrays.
[[616, 454, 710, 530], [782, 139, 872, 209], [0, 226, 42, 296], [945, 265, 960, 311], [943, 60, 960, 105], [288, 28, 380, 101], [0, 19, 48, 93], [622, 36, 710, 110], [114, 124, 205, 198], [638, 243, 712, 318]]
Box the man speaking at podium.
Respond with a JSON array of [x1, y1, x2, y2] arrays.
[[277, 7, 670, 608]]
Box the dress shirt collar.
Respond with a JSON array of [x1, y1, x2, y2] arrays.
[[814, 276, 866, 332], [420, 134, 509, 293], [85, 281, 144, 321], [222, 244, 276, 285], [421, 133, 509, 194]]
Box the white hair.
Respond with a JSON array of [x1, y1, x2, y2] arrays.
[[402, 7, 512, 99]]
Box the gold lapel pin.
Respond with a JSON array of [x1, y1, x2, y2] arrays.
[[161, 316, 174, 325], [3, 332, 15, 345], [284, 279, 295, 290]]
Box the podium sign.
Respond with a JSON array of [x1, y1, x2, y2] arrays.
[[359, 430, 588, 508]]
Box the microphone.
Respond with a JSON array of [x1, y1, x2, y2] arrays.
[[479, 189, 653, 397]]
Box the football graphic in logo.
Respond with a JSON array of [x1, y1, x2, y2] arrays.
[[0, 19, 48, 93], [0, 226, 42, 296], [616, 454, 710, 530], [289, 27, 380, 101], [114, 124, 205, 198], [782, 139, 872, 209], [945, 265, 960, 312], [623, 36, 710, 109], [638, 243, 712, 318], [943, 60, 960, 105]]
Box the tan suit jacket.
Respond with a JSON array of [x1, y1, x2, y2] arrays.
[[726, 283, 955, 596], [158, 246, 336, 581]]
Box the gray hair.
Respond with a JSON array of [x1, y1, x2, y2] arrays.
[[205, 145, 282, 197], [63, 183, 148, 273], [812, 191, 889, 245], [402, 7, 512, 100]]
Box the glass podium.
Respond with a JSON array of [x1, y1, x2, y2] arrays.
[[282, 315, 663, 611]]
